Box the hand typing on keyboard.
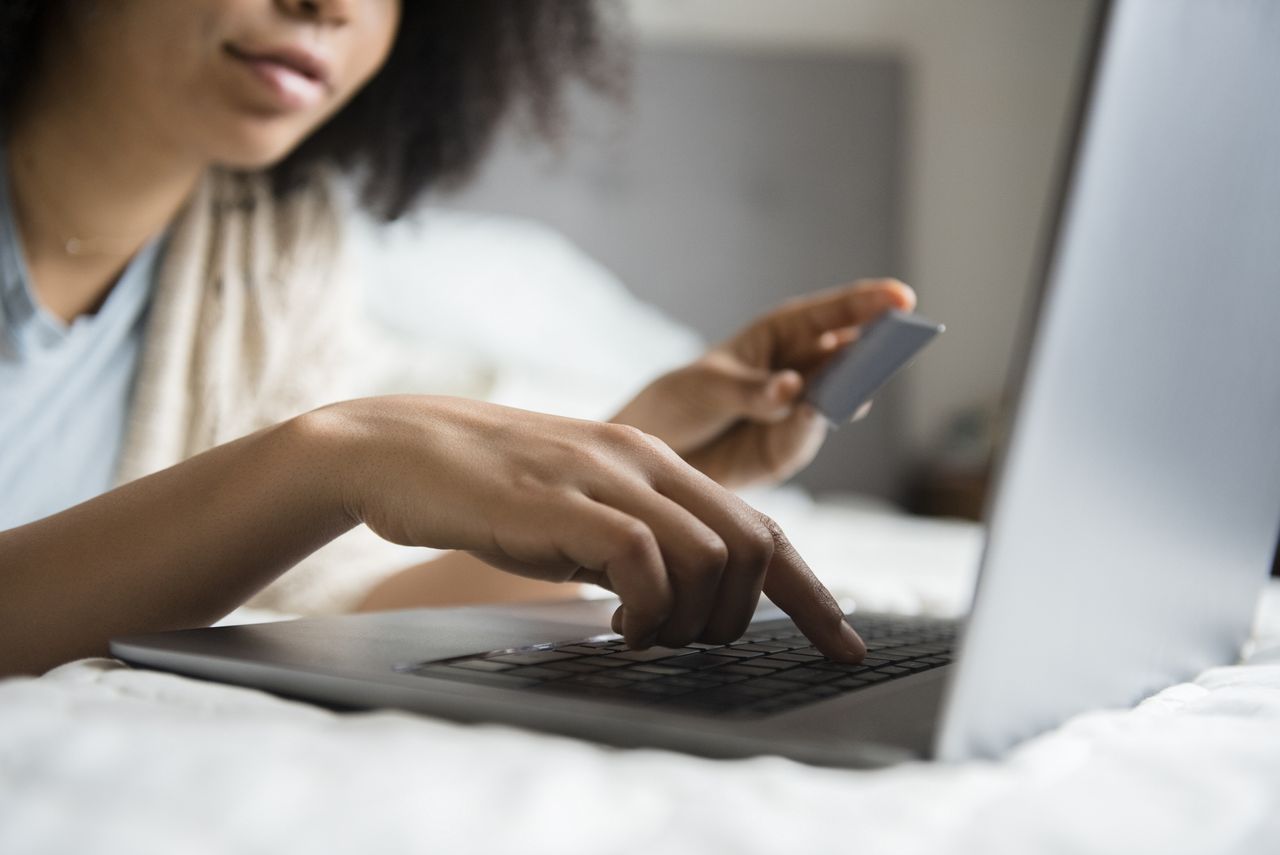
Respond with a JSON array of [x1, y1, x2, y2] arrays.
[[317, 396, 866, 661]]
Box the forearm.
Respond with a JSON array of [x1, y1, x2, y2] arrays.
[[0, 416, 353, 675]]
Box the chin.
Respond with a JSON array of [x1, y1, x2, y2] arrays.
[[207, 119, 317, 170]]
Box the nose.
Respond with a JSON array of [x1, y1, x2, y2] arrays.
[[275, 0, 351, 25]]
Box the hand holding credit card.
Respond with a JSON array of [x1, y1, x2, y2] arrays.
[[805, 310, 945, 426]]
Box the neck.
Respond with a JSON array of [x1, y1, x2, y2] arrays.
[[6, 44, 206, 323]]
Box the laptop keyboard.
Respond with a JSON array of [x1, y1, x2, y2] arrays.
[[400, 613, 957, 718]]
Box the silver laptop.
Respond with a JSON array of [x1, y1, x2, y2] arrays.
[[112, 0, 1280, 767]]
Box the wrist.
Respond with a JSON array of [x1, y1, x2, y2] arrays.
[[278, 404, 370, 532]]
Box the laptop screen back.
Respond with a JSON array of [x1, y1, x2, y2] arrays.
[[936, 0, 1280, 760]]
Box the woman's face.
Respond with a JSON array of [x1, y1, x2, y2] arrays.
[[57, 0, 400, 168]]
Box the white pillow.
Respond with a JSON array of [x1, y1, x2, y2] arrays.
[[350, 208, 704, 419]]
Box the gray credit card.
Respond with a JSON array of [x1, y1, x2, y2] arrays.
[[805, 309, 945, 426]]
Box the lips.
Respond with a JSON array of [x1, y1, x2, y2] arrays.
[[225, 42, 334, 111]]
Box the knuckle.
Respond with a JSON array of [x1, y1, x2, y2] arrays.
[[745, 517, 780, 565], [691, 535, 730, 575], [601, 422, 648, 447], [761, 514, 788, 547], [640, 431, 677, 458], [599, 424, 675, 465], [610, 519, 656, 561]]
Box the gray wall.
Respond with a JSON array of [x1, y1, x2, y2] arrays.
[[441, 47, 910, 498], [628, 0, 1096, 457]]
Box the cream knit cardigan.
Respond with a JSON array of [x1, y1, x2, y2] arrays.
[[114, 169, 416, 614]]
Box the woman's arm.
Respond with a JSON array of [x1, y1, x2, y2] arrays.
[[0, 417, 352, 675], [1, 395, 865, 676]]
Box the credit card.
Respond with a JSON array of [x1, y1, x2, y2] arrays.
[[805, 309, 945, 425]]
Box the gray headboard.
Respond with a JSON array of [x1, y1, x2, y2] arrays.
[[440, 45, 908, 498]]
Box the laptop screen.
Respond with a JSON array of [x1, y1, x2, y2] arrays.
[[936, 0, 1280, 760]]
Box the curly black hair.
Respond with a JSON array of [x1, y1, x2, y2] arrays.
[[0, 1, 623, 221]]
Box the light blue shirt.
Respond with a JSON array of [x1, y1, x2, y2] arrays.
[[0, 148, 163, 530]]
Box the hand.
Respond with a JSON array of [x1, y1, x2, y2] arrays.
[[612, 279, 916, 489], [304, 396, 865, 660]]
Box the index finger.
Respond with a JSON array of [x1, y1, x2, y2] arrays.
[[767, 280, 917, 365], [759, 518, 866, 662]]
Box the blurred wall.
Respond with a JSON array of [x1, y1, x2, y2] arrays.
[[442, 47, 910, 497], [628, 0, 1095, 456], [438, 0, 1094, 501]]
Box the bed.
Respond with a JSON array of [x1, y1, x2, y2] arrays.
[[4, 210, 1279, 853], [4, 538, 1278, 854]]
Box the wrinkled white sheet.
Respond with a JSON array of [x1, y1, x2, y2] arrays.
[[3, 499, 1277, 855]]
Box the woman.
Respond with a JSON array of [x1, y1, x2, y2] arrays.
[[0, 0, 915, 676]]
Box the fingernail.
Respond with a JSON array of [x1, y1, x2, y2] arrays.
[[838, 621, 866, 662]]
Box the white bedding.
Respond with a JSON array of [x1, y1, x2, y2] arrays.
[[6, 213, 1277, 853], [3, 506, 1278, 855]]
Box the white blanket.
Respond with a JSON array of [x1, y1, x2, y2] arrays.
[[3, 498, 1277, 855], [7, 214, 1275, 853]]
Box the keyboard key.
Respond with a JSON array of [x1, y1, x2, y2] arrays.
[[630, 664, 692, 676], [758, 652, 815, 663], [712, 648, 767, 659], [811, 661, 874, 675], [788, 647, 826, 658], [657, 652, 738, 670], [536, 683, 629, 700], [858, 670, 893, 683], [614, 647, 695, 662], [832, 676, 872, 689], [489, 651, 580, 666], [679, 671, 745, 685], [542, 660, 610, 674], [555, 645, 614, 656], [507, 666, 569, 681], [720, 664, 776, 677], [411, 666, 539, 689], [740, 677, 800, 693], [772, 667, 839, 684], [449, 659, 516, 672], [610, 670, 662, 682]]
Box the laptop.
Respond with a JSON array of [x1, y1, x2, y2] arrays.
[[112, 0, 1280, 767]]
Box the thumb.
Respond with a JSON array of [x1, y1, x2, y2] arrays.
[[736, 368, 805, 423], [698, 357, 803, 422]]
